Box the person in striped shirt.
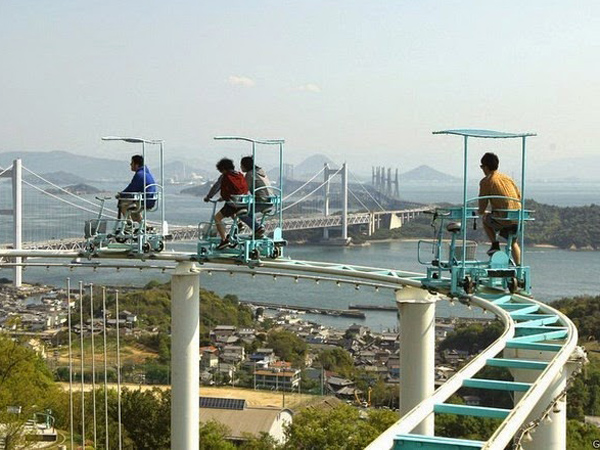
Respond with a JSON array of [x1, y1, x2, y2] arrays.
[[477, 152, 521, 264]]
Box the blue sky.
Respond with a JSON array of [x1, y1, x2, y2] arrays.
[[0, 1, 598, 177]]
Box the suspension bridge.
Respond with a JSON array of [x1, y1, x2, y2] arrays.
[[0, 155, 586, 450], [0, 160, 428, 252]]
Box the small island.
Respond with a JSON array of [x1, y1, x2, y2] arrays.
[[45, 183, 103, 195]]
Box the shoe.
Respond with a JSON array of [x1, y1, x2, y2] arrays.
[[255, 227, 266, 239], [216, 240, 230, 250], [486, 242, 501, 256]]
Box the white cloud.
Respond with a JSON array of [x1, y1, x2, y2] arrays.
[[227, 75, 255, 87], [293, 83, 322, 93]]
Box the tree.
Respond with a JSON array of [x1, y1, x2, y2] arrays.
[[119, 388, 171, 449], [266, 330, 307, 368], [0, 335, 59, 449], [317, 347, 355, 378], [439, 320, 503, 354], [284, 405, 397, 450], [566, 420, 600, 450], [240, 432, 279, 449], [200, 420, 235, 450]]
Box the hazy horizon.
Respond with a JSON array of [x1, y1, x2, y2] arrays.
[[1, 1, 599, 179]]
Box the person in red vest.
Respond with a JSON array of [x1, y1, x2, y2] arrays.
[[204, 158, 249, 250]]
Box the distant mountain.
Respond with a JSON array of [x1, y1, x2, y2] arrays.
[[0, 150, 209, 184], [0, 150, 128, 182], [296, 154, 338, 173], [35, 171, 87, 185], [271, 153, 339, 180], [400, 165, 460, 183]]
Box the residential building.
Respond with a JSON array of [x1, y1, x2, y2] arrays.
[[254, 367, 301, 391]]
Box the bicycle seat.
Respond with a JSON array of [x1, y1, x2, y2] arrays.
[[446, 222, 461, 233]]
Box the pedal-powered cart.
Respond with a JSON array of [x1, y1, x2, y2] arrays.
[[197, 136, 286, 263], [83, 136, 167, 257], [418, 129, 535, 300]]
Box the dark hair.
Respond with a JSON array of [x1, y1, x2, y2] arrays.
[[240, 156, 254, 172], [481, 152, 499, 171], [131, 155, 144, 167], [216, 158, 235, 172]]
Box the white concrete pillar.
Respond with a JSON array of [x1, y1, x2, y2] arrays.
[[396, 287, 436, 435], [12, 159, 22, 288], [171, 262, 200, 450]]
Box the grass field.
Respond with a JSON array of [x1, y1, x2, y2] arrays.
[[57, 382, 334, 410]]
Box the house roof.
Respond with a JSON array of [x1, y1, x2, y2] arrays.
[[199, 407, 293, 440]]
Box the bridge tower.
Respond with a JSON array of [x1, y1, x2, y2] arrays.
[[0, 159, 23, 287], [322, 163, 348, 242]]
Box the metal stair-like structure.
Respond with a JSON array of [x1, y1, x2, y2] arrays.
[[386, 291, 583, 450]]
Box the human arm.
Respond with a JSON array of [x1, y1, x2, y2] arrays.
[[122, 170, 145, 193], [204, 176, 222, 202], [478, 179, 489, 215]]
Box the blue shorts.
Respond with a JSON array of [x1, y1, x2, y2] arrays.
[[484, 214, 518, 239]]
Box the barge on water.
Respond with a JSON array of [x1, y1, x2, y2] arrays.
[[239, 300, 366, 319], [349, 304, 396, 311]]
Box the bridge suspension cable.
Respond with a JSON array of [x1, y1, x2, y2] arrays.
[[282, 166, 342, 212], [282, 166, 326, 201], [348, 170, 385, 211], [22, 166, 117, 218], [347, 186, 371, 212]]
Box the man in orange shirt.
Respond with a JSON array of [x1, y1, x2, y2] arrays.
[[477, 152, 521, 264]]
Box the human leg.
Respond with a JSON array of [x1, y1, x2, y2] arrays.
[[511, 240, 521, 265], [118, 200, 142, 222], [238, 213, 264, 237], [214, 211, 226, 241], [482, 214, 501, 255]]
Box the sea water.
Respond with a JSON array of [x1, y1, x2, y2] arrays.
[[1, 181, 599, 332]]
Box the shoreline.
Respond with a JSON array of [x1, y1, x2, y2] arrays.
[[289, 238, 596, 251]]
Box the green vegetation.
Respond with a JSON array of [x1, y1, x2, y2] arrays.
[[552, 295, 600, 341], [284, 405, 398, 450], [363, 200, 600, 250], [526, 200, 600, 250], [266, 330, 308, 368], [316, 347, 355, 378], [0, 334, 60, 448], [553, 296, 600, 423], [439, 320, 504, 354]]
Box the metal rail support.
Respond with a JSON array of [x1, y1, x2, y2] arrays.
[[171, 262, 200, 450], [396, 287, 436, 435]]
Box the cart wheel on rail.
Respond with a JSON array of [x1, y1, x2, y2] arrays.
[[271, 247, 281, 259], [507, 277, 519, 294], [461, 276, 475, 295]]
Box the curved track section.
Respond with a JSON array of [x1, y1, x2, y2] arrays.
[[0, 250, 583, 448]]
